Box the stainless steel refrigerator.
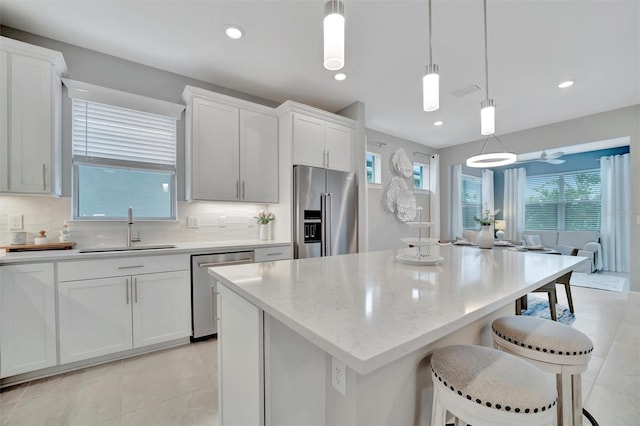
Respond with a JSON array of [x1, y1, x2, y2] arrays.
[[293, 165, 357, 259]]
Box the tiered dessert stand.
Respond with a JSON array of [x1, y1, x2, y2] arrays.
[[395, 208, 444, 266]]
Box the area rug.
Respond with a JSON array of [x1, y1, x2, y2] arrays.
[[522, 296, 575, 325], [570, 272, 626, 292]]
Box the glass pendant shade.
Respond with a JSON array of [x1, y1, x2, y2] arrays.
[[323, 1, 345, 71], [480, 99, 495, 135], [423, 64, 439, 112]]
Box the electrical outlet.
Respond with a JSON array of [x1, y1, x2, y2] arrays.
[[219, 216, 227, 227], [331, 357, 346, 396], [187, 216, 200, 229], [9, 215, 23, 231]]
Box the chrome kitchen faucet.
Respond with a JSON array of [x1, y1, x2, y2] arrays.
[[127, 206, 141, 247]]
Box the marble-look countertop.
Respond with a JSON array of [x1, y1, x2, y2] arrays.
[[209, 246, 586, 375], [0, 240, 291, 264]]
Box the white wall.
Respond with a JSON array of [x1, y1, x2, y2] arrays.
[[437, 105, 640, 290], [366, 129, 437, 252]]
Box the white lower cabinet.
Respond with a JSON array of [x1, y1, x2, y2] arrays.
[[132, 271, 191, 348], [218, 283, 264, 426], [58, 256, 190, 364], [0, 263, 57, 378], [58, 277, 134, 364]]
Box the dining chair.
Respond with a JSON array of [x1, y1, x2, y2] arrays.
[[532, 246, 579, 320]]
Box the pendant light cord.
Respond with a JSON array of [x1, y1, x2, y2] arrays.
[[483, 0, 489, 99], [428, 0, 433, 65]]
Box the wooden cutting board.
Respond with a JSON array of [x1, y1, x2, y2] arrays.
[[1, 242, 76, 252]]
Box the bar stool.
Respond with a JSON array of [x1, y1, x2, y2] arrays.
[[492, 316, 593, 426], [430, 345, 557, 426]]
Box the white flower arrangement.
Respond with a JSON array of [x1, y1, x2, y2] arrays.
[[255, 210, 275, 225], [474, 208, 500, 226]]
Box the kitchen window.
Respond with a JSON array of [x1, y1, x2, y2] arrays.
[[71, 98, 179, 220], [366, 152, 382, 185], [525, 170, 601, 231], [413, 162, 428, 190]]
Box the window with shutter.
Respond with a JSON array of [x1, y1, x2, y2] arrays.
[[525, 170, 600, 231], [71, 99, 177, 219], [461, 174, 482, 230]]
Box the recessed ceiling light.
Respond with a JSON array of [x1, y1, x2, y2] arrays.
[[558, 80, 574, 88], [225, 25, 244, 40], [334, 73, 347, 81], [433, 120, 444, 126]]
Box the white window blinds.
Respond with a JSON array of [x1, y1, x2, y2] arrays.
[[461, 174, 482, 229], [525, 170, 601, 231], [72, 99, 177, 170]]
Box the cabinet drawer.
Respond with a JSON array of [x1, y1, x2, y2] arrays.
[[254, 246, 292, 262], [58, 254, 190, 282]]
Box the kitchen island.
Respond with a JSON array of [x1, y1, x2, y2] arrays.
[[209, 246, 586, 426]]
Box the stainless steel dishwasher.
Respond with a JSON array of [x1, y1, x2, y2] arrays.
[[191, 251, 254, 339]]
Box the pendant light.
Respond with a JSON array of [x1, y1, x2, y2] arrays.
[[423, 0, 439, 112], [466, 134, 517, 168], [466, 0, 516, 168], [324, 0, 345, 71], [480, 0, 494, 135]]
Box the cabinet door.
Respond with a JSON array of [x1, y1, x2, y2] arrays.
[[292, 113, 325, 168], [0, 51, 7, 192], [0, 263, 56, 377], [240, 110, 278, 203], [218, 283, 264, 426], [324, 122, 353, 172], [9, 54, 53, 194], [132, 270, 191, 348], [192, 98, 240, 200], [59, 277, 133, 364]]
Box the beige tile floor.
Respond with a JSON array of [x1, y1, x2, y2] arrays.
[[0, 273, 637, 425], [0, 340, 218, 426]]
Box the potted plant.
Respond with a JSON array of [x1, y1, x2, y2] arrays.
[[255, 210, 275, 240]]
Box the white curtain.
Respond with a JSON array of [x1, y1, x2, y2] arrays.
[[481, 169, 494, 212], [450, 164, 463, 239], [429, 154, 440, 239], [503, 167, 526, 241], [600, 153, 630, 272]]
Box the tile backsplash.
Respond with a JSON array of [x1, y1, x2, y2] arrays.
[[0, 196, 271, 248]]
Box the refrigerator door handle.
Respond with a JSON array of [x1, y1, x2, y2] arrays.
[[320, 193, 326, 256], [325, 192, 332, 256]]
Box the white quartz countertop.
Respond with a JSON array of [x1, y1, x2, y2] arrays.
[[209, 246, 586, 375], [0, 240, 291, 264]]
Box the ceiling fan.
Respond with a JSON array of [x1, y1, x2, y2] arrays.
[[519, 151, 565, 165]]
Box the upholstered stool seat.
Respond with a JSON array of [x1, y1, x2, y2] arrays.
[[430, 345, 557, 426], [492, 316, 593, 426]]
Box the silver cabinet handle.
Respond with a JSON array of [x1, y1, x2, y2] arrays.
[[326, 151, 330, 168], [198, 258, 253, 268], [118, 265, 144, 270], [267, 252, 283, 256], [322, 150, 326, 168], [325, 193, 332, 256], [211, 284, 218, 330], [242, 181, 245, 199], [42, 164, 46, 191], [134, 277, 138, 303], [125, 278, 130, 304], [236, 180, 240, 199]]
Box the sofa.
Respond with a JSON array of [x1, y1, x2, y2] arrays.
[[522, 230, 602, 273]]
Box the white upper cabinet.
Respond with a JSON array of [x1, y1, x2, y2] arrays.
[[278, 101, 355, 173], [183, 86, 279, 203], [0, 36, 66, 195], [0, 263, 57, 378]]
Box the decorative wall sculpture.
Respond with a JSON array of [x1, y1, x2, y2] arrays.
[[385, 149, 417, 222]]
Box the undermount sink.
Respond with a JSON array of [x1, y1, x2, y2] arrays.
[[78, 244, 177, 253]]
